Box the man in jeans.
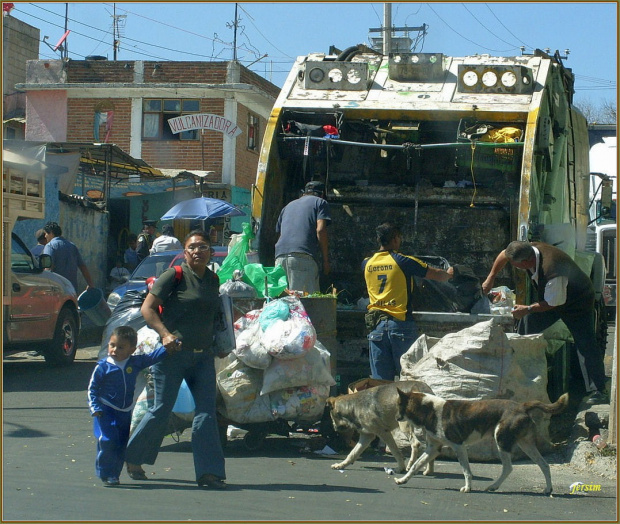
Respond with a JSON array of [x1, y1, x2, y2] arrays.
[[362, 223, 453, 381], [274, 181, 331, 294]]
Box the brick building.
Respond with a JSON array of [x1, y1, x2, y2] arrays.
[[18, 58, 280, 190]]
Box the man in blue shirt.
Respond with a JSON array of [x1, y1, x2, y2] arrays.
[[275, 181, 331, 294], [42, 221, 94, 292]]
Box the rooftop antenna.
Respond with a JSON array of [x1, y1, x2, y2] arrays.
[[112, 4, 127, 60], [233, 3, 238, 61]]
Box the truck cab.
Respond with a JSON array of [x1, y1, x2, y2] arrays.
[[3, 150, 80, 365]]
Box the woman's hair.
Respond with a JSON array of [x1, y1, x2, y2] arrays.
[[183, 229, 211, 246], [112, 325, 138, 348], [376, 222, 401, 246]]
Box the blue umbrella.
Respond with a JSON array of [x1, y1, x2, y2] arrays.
[[161, 197, 245, 220]]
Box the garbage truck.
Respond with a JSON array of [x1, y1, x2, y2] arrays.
[[250, 45, 607, 393]]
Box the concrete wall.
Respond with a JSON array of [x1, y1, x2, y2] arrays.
[[3, 16, 39, 96], [25, 91, 68, 141], [59, 202, 109, 294]]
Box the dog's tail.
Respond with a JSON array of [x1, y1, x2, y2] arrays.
[[523, 392, 569, 415]]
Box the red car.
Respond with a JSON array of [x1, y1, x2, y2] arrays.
[[3, 233, 80, 365]]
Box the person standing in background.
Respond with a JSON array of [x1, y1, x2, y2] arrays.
[[150, 224, 182, 253], [31, 229, 47, 265], [42, 221, 94, 292], [136, 220, 157, 263], [274, 181, 331, 294], [124, 234, 139, 272]]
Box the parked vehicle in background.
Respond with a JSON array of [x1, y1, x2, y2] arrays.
[[106, 246, 258, 309], [3, 233, 80, 365], [587, 130, 616, 320], [3, 146, 80, 365]]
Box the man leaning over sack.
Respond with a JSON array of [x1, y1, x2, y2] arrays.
[[482, 240, 609, 406]]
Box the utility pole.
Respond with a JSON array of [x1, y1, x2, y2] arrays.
[[232, 3, 238, 62], [113, 3, 118, 60], [63, 3, 69, 59], [383, 3, 391, 56]]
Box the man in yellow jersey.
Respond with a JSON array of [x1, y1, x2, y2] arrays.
[[362, 223, 454, 380]]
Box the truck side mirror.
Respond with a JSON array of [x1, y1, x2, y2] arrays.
[[39, 254, 52, 269], [600, 180, 613, 218]]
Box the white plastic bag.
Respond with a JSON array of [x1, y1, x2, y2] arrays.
[[260, 341, 335, 396], [217, 357, 274, 424], [261, 316, 317, 360], [135, 326, 161, 355], [234, 321, 272, 369]]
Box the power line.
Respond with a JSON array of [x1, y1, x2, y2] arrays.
[[424, 3, 517, 53], [461, 3, 521, 49], [484, 3, 534, 50]]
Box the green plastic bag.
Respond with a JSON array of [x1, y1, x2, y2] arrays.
[[242, 264, 288, 298], [218, 223, 254, 284]]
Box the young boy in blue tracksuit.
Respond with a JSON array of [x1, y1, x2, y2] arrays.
[[87, 326, 174, 486]]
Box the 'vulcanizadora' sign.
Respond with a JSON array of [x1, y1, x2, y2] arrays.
[[167, 113, 242, 138]]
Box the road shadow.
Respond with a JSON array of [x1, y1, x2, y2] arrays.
[[2, 360, 96, 393]]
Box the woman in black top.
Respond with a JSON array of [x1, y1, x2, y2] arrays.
[[125, 229, 227, 489]]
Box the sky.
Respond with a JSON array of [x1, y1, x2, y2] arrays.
[[9, 2, 618, 108]]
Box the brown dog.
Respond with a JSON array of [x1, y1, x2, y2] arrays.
[[394, 390, 569, 494], [326, 380, 435, 474]]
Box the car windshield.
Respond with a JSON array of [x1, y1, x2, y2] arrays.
[[130, 253, 177, 280], [11, 236, 36, 273]]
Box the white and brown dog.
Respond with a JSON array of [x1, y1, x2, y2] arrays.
[[394, 390, 569, 494], [326, 380, 435, 474]]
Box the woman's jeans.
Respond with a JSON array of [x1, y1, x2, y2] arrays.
[[368, 319, 418, 380], [125, 350, 225, 480]]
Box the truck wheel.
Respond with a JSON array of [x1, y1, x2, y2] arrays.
[[44, 308, 79, 366], [243, 430, 266, 451]]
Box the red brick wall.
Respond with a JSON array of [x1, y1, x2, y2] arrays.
[[141, 98, 224, 182], [144, 61, 228, 84], [66, 60, 135, 83], [67, 98, 132, 150], [234, 103, 263, 189], [240, 67, 282, 98]]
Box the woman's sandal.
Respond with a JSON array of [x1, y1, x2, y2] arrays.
[[126, 463, 148, 481]]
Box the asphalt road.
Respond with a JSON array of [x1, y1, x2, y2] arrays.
[[2, 344, 617, 523]]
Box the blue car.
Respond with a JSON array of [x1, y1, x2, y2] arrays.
[[108, 246, 228, 310], [106, 246, 257, 310]]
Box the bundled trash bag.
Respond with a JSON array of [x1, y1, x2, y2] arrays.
[[260, 340, 335, 396], [261, 316, 316, 360], [219, 270, 257, 298], [259, 299, 291, 331], [218, 222, 254, 285], [270, 385, 331, 421], [242, 264, 288, 298], [217, 357, 274, 424], [99, 289, 148, 360]]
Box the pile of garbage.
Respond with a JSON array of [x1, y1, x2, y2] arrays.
[[129, 295, 335, 434], [217, 295, 335, 424]]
